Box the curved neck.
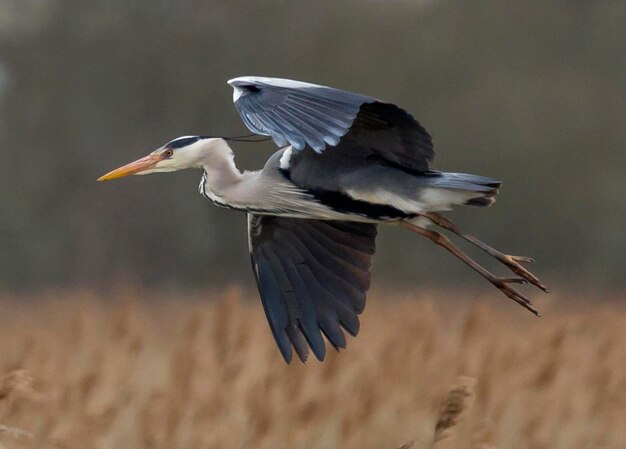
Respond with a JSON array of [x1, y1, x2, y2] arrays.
[[200, 139, 243, 194]]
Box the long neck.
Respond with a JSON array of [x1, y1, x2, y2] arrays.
[[199, 139, 266, 210], [200, 139, 243, 195]]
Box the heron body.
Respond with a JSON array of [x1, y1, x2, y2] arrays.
[[99, 76, 547, 363], [195, 140, 498, 221]]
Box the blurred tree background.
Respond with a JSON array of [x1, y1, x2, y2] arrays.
[[0, 0, 624, 293]]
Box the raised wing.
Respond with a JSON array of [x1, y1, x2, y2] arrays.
[[229, 76, 370, 152], [228, 76, 434, 172], [248, 213, 377, 363]]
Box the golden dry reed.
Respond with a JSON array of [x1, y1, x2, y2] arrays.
[[1, 288, 625, 449]]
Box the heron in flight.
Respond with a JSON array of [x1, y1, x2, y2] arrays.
[[98, 76, 547, 363]]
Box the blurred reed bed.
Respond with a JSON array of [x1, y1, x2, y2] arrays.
[[1, 288, 625, 449]]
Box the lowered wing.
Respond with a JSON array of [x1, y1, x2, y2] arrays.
[[247, 213, 377, 363]]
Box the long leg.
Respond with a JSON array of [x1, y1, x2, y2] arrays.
[[421, 212, 548, 292], [400, 221, 540, 316]]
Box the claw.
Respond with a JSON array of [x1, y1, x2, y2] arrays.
[[499, 256, 547, 292], [495, 282, 540, 316]]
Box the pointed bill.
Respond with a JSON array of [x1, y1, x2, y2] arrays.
[[97, 154, 161, 181]]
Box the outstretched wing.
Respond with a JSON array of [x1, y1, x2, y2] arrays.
[[248, 213, 377, 363], [228, 76, 434, 173]]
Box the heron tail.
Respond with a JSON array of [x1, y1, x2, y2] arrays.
[[422, 172, 501, 208]]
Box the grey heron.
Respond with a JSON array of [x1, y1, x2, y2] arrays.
[[98, 76, 547, 363]]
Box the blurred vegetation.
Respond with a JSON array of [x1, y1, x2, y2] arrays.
[[2, 290, 626, 448], [0, 0, 624, 292]]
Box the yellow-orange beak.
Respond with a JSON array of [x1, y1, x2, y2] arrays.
[[97, 154, 162, 181]]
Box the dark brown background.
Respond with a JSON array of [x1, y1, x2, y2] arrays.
[[1, 0, 624, 293]]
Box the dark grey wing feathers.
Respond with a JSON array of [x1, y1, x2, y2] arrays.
[[229, 76, 434, 177], [252, 250, 293, 362], [248, 213, 377, 363], [286, 226, 368, 312], [270, 233, 327, 359], [259, 245, 313, 362], [356, 102, 434, 172], [308, 220, 377, 256]]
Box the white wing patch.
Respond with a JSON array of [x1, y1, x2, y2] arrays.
[[232, 85, 245, 102], [279, 147, 293, 170]]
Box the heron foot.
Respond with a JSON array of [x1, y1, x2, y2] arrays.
[[401, 220, 545, 316], [421, 212, 549, 293], [498, 254, 549, 292], [490, 276, 540, 316]]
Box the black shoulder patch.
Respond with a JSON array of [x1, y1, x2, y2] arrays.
[[307, 189, 409, 220]]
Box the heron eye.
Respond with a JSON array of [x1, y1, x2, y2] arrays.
[[164, 149, 174, 158]]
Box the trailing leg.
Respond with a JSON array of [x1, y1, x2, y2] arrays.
[[400, 221, 540, 315], [420, 212, 548, 292]]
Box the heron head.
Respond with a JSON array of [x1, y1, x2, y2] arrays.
[[97, 136, 224, 181]]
